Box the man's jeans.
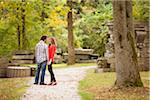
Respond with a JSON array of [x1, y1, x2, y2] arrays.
[[35, 61, 47, 84]]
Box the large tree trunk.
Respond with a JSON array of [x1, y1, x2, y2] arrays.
[[112, 0, 143, 87], [67, 0, 75, 65]]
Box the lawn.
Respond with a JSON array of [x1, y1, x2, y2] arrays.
[[0, 77, 30, 100], [22, 63, 96, 69], [79, 70, 150, 100]]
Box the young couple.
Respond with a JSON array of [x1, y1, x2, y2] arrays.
[[34, 35, 57, 86]]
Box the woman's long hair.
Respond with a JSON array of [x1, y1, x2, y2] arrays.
[[50, 37, 57, 46]]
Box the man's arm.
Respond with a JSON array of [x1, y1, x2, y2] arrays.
[[35, 45, 37, 63], [45, 45, 49, 62]]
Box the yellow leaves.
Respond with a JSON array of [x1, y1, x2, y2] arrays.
[[49, 10, 65, 27], [0, 1, 4, 9], [133, 4, 140, 19], [48, 5, 69, 28], [60, 6, 70, 16], [55, 5, 62, 11]]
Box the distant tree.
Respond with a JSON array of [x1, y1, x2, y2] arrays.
[[112, 0, 143, 87], [21, 0, 28, 49], [67, 0, 75, 65]]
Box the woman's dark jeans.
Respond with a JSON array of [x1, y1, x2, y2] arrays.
[[48, 63, 56, 82]]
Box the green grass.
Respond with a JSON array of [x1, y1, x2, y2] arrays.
[[0, 77, 30, 100], [79, 70, 150, 100], [22, 63, 96, 69]]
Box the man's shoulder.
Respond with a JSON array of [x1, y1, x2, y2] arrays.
[[44, 43, 48, 47], [36, 42, 40, 47]]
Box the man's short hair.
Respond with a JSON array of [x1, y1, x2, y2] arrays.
[[40, 36, 47, 41]]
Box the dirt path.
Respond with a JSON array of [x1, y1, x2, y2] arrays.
[[21, 66, 96, 100]]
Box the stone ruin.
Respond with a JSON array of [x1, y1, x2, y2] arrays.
[[0, 58, 9, 77], [10, 50, 34, 65], [63, 48, 98, 63], [96, 21, 149, 72], [0, 50, 35, 78]]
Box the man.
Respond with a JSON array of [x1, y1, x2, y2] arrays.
[[34, 36, 48, 85]]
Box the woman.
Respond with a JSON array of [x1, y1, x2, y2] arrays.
[[48, 37, 57, 85]]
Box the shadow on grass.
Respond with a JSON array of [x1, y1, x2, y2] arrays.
[[79, 70, 150, 100]]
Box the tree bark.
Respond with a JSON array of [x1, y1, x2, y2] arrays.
[[41, 0, 48, 21], [17, 24, 21, 50], [112, 0, 143, 87], [21, 0, 27, 49], [16, 6, 21, 50], [67, 0, 75, 65]]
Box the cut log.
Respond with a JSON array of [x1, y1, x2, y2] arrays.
[[7, 67, 30, 78]]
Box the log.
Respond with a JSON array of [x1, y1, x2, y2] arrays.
[[7, 67, 30, 78]]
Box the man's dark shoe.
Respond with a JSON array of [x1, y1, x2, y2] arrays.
[[34, 83, 38, 85], [40, 83, 47, 85]]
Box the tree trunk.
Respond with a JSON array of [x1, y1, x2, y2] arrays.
[[16, 6, 21, 50], [67, 0, 75, 65], [17, 24, 21, 50], [112, 0, 143, 87], [21, 0, 27, 49]]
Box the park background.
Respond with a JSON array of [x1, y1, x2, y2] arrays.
[[0, 0, 149, 100]]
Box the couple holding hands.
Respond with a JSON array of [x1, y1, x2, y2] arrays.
[[34, 36, 57, 86]]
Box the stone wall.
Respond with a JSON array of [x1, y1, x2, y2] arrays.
[[106, 21, 149, 71], [63, 49, 98, 63]]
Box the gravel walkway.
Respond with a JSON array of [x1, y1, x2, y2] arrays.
[[21, 66, 96, 100]]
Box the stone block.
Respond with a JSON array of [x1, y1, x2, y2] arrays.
[[12, 60, 34, 64], [13, 50, 34, 55], [75, 48, 93, 55], [12, 55, 34, 60]]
